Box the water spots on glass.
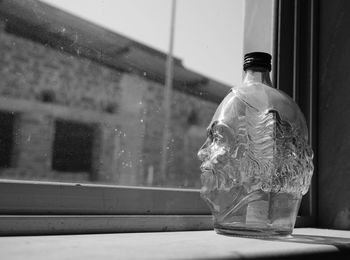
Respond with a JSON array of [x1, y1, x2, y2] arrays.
[[121, 161, 133, 168], [0, 0, 226, 189]]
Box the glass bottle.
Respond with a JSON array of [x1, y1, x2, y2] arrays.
[[197, 52, 314, 236]]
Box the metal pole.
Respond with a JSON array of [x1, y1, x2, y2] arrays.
[[160, 0, 176, 185]]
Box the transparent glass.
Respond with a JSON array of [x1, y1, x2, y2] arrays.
[[198, 67, 314, 236]]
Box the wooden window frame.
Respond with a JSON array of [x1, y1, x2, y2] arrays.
[[0, 0, 318, 235]]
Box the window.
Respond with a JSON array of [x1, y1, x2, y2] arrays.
[[52, 120, 96, 174], [0, 0, 237, 188], [39, 89, 56, 103], [0, 0, 318, 234], [0, 111, 15, 168]]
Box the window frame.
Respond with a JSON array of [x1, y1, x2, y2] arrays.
[[0, 0, 318, 235], [273, 0, 318, 226], [0, 179, 212, 235]]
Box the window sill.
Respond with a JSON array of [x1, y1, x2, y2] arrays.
[[1, 228, 350, 259]]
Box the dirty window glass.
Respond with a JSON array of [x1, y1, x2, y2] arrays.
[[0, 0, 243, 188]]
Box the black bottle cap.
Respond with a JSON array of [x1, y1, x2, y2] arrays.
[[243, 52, 272, 71]]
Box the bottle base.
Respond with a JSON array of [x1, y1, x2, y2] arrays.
[[214, 225, 292, 237]]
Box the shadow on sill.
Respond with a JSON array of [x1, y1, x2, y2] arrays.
[[261, 234, 350, 251], [193, 252, 349, 260], [191, 234, 350, 260]]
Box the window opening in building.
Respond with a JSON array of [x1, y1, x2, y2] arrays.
[[0, 111, 15, 168], [187, 109, 199, 126], [52, 120, 96, 173], [39, 89, 56, 103]]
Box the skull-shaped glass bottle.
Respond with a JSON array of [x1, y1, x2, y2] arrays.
[[198, 52, 313, 236]]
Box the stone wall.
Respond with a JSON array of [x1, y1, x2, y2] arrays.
[[141, 76, 216, 188], [0, 25, 217, 188], [0, 25, 123, 183], [0, 27, 123, 113]]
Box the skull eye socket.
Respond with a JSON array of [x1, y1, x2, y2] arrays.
[[211, 124, 228, 144], [207, 121, 232, 144], [212, 131, 224, 143]]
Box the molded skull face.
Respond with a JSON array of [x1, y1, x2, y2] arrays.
[[198, 121, 239, 193], [197, 89, 314, 216], [198, 90, 253, 192]]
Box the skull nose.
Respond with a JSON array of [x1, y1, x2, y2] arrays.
[[197, 147, 208, 161], [198, 138, 212, 161]]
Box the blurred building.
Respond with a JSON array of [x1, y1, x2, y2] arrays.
[[0, 0, 230, 188]]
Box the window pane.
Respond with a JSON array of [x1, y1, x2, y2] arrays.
[[0, 0, 244, 188]]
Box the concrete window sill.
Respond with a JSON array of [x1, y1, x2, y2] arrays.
[[1, 228, 350, 259]]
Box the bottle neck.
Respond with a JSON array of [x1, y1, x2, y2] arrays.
[[243, 68, 272, 87]]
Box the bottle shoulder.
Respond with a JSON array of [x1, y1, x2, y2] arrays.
[[211, 83, 308, 138]]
